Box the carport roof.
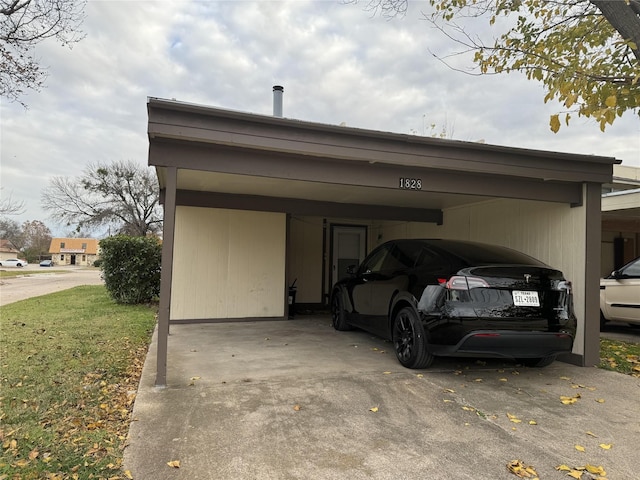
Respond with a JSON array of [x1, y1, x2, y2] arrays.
[[147, 97, 620, 217]]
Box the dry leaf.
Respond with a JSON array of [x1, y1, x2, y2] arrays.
[[567, 470, 583, 479], [507, 413, 522, 423], [499, 378, 508, 382], [369, 407, 379, 413], [124, 470, 133, 479], [560, 393, 581, 405], [595, 399, 605, 403], [585, 464, 606, 475], [507, 460, 539, 478], [293, 404, 301, 411], [575, 445, 586, 452], [167, 460, 181, 468], [599, 443, 612, 450], [585, 431, 598, 438], [528, 420, 537, 425], [444, 388, 455, 393], [383, 371, 391, 375], [556, 465, 572, 472]]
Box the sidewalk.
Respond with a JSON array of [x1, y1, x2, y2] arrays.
[[124, 318, 640, 479]]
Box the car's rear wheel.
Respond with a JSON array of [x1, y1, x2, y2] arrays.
[[392, 306, 433, 369], [331, 291, 351, 331], [518, 355, 556, 368]]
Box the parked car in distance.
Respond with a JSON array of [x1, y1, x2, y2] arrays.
[[39, 260, 54, 267], [600, 256, 640, 328], [0, 258, 28, 267], [331, 239, 577, 369]]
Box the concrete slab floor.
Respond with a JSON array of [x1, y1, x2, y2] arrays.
[[124, 317, 640, 480]]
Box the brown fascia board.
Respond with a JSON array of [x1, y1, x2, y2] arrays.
[[147, 97, 619, 184]]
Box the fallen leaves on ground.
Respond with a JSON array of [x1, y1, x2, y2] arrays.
[[556, 463, 607, 479], [560, 393, 581, 404], [369, 407, 379, 413], [507, 460, 539, 479], [167, 460, 180, 468]]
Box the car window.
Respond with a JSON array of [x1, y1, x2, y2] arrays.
[[381, 242, 423, 271], [621, 258, 640, 277], [360, 245, 391, 274]]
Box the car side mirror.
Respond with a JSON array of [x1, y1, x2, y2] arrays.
[[611, 270, 624, 279]]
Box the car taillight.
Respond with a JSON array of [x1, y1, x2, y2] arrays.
[[445, 276, 490, 290]]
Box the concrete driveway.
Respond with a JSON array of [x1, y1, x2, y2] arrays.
[[0, 266, 103, 306], [124, 318, 639, 480]]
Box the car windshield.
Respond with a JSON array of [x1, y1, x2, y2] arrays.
[[434, 241, 546, 266]]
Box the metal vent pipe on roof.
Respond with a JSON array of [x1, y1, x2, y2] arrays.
[[273, 85, 283, 117]]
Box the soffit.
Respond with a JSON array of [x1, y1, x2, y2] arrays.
[[175, 169, 496, 210]]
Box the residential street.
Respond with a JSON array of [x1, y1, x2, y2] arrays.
[[0, 266, 103, 306]]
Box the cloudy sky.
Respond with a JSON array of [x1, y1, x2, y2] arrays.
[[2, 0, 639, 235]]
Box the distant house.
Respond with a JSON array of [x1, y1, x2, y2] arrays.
[[0, 239, 20, 261], [49, 238, 100, 266]]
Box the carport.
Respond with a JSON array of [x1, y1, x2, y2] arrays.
[[147, 96, 618, 387]]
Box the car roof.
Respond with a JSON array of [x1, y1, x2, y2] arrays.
[[389, 239, 548, 267]]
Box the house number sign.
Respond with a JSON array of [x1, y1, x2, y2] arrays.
[[399, 178, 422, 190]]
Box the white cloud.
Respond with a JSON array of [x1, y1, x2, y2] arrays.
[[1, 0, 638, 234]]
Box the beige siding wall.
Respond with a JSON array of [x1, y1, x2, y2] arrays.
[[372, 198, 587, 355], [171, 207, 286, 320], [288, 217, 324, 304]]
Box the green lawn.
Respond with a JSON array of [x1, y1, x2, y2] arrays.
[[0, 285, 156, 479], [599, 337, 640, 376]]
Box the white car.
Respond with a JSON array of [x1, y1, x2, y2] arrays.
[[0, 258, 28, 267], [600, 256, 640, 328]]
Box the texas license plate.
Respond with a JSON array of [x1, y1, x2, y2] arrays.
[[513, 290, 540, 307]]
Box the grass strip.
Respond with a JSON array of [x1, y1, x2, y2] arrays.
[[599, 337, 640, 377], [0, 285, 156, 479]]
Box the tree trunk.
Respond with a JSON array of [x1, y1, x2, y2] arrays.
[[591, 0, 640, 61]]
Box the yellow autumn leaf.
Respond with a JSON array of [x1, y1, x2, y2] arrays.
[[507, 459, 539, 478], [556, 464, 572, 472], [416, 373, 423, 378], [599, 443, 612, 450], [499, 378, 508, 382], [507, 413, 522, 423], [369, 407, 379, 413], [585, 464, 606, 475], [462, 406, 475, 411], [586, 431, 598, 437], [575, 444, 586, 452], [528, 420, 537, 425], [567, 470, 583, 479], [595, 399, 605, 403], [605, 95, 617, 107], [167, 460, 181, 468], [293, 404, 301, 411], [550, 114, 561, 133], [124, 470, 134, 479], [444, 388, 455, 393], [382, 371, 391, 375], [28, 449, 39, 460]]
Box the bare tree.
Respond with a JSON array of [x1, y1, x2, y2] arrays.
[[0, 188, 25, 215], [0, 217, 24, 249], [41, 160, 163, 237], [1, 0, 86, 105]]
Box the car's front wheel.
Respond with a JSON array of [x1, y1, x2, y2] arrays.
[[331, 291, 351, 331], [392, 306, 433, 369]]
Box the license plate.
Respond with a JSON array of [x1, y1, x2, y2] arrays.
[[513, 290, 540, 307]]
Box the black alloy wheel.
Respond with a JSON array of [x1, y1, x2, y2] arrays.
[[331, 291, 351, 331], [392, 306, 433, 369]]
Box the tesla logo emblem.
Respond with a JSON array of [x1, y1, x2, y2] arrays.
[[524, 274, 531, 283]]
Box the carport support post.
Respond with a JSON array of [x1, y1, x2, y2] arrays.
[[155, 167, 177, 387], [582, 182, 602, 367]]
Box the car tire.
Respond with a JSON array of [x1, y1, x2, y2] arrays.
[[392, 306, 433, 369], [600, 311, 607, 331], [519, 355, 556, 368], [331, 291, 351, 331]]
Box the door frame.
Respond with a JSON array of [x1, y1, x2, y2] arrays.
[[328, 224, 368, 299]]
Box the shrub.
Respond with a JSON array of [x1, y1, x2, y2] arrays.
[[99, 235, 161, 304], [93, 258, 103, 268]]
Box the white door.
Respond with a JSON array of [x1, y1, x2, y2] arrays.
[[331, 226, 367, 287]]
